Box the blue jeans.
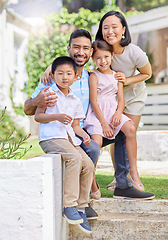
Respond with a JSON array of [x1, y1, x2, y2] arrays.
[[80, 139, 100, 166], [103, 131, 132, 189], [114, 131, 132, 189]]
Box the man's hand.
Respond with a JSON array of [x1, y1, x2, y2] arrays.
[[33, 87, 57, 108], [40, 65, 53, 85]]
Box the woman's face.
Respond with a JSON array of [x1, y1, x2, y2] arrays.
[[102, 15, 125, 47]]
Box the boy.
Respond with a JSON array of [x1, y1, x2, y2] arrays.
[[35, 56, 94, 234]]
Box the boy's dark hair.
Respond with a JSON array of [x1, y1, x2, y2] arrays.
[[92, 40, 113, 57], [95, 11, 131, 47], [69, 29, 92, 46], [51, 56, 77, 75]]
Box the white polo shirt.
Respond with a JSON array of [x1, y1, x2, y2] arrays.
[[39, 84, 85, 146]]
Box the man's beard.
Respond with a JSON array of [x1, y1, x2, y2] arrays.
[[72, 54, 89, 67]]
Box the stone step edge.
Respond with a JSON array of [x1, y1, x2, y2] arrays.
[[90, 198, 168, 214], [88, 212, 168, 221]]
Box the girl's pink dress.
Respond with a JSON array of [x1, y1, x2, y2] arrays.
[[84, 69, 130, 139]]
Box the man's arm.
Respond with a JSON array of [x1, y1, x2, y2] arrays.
[[24, 87, 57, 116]]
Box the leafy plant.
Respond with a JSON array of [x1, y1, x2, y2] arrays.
[[0, 107, 32, 159]]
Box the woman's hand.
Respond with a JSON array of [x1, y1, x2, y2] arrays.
[[111, 112, 122, 127], [101, 122, 114, 139], [114, 72, 126, 85]]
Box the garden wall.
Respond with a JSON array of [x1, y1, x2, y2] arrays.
[[0, 154, 65, 240]]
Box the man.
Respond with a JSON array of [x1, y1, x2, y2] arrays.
[[24, 29, 155, 219]]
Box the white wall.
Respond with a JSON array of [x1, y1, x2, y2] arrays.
[[0, 154, 64, 240]]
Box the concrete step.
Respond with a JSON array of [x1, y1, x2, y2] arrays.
[[91, 198, 168, 214], [67, 198, 168, 240]]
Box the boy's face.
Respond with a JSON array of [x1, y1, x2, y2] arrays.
[[67, 37, 93, 67], [54, 64, 77, 90]]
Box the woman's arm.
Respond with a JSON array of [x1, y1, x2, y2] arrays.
[[72, 119, 90, 146], [34, 107, 72, 124], [125, 61, 152, 85], [89, 73, 114, 138], [115, 61, 152, 86]]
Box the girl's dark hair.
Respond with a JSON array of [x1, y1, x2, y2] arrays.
[[92, 40, 113, 57], [51, 56, 77, 75], [95, 11, 131, 47]]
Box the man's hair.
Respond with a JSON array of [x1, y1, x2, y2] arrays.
[[51, 56, 77, 75], [95, 11, 131, 47], [92, 40, 113, 57], [69, 29, 92, 46]]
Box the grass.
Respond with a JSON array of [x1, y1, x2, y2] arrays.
[[22, 137, 44, 159], [95, 171, 168, 199], [22, 138, 168, 199]]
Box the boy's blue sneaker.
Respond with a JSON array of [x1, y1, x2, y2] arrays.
[[78, 211, 92, 234], [63, 207, 83, 224]]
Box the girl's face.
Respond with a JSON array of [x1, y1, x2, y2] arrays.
[[102, 15, 125, 47], [92, 48, 113, 73]]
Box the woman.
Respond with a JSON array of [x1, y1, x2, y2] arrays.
[[93, 11, 152, 193]]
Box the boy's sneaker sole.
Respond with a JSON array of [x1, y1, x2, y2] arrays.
[[78, 224, 92, 234], [113, 187, 155, 200], [63, 214, 83, 224], [78, 211, 92, 235], [63, 207, 83, 224]]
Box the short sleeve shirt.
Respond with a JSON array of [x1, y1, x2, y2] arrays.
[[31, 68, 90, 128], [111, 43, 149, 78], [38, 84, 85, 146]]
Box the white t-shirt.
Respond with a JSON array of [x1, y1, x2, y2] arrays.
[[39, 84, 85, 146]]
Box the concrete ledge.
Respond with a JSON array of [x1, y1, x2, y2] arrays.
[[137, 130, 168, 161], [0, 154, 63, 240]]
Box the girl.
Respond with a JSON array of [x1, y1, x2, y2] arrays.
[[84, 40, 144, 193]]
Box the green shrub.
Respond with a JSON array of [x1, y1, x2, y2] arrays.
[[0, 107, 32, 159]]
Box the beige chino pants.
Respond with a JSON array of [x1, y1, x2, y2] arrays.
[[40, 138, 94, 208]]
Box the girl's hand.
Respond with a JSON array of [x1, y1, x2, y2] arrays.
[[101, 122, 114, 139], [83, 134, 91, 146], [111, 112, 122, 127], [57, 114, 72, 125], [40, 65, 53, 85], [114, 72, 126, 85]]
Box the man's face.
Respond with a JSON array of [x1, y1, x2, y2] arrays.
[[67, 37, 93, 67]]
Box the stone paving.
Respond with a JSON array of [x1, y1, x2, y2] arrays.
[[97, 149, 168, 176]]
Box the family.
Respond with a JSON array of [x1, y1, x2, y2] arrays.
[[24, 11, 155, 234]]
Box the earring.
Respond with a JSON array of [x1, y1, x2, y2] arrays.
[[122, 34, 125, 39]]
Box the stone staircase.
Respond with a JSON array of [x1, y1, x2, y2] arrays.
[[67, 198, 168, 240]]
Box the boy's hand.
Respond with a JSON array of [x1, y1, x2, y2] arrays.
[[57, 114, 72, 125], [111, 112, 122, 127], [83, 134, 91, 146]]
